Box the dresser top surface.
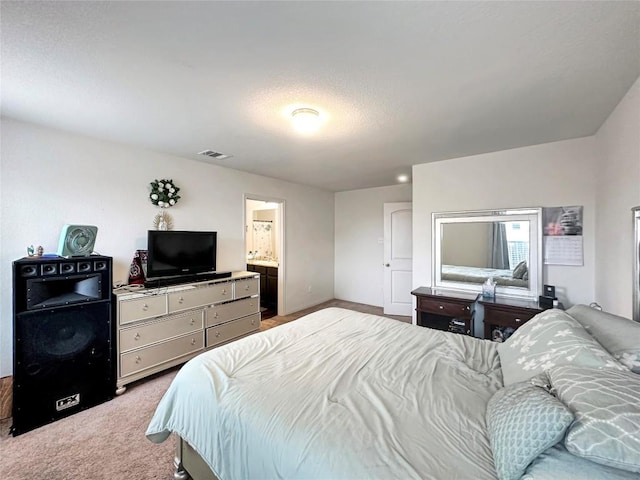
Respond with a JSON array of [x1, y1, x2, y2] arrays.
[[113, 271, 258, 299]]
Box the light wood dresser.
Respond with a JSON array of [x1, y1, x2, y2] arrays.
[[114, 271, 260, 394]]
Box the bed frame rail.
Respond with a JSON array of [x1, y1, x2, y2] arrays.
[[175, 435, 219, 480]]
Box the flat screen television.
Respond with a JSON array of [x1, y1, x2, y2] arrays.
[[146, 230, 217, 281]]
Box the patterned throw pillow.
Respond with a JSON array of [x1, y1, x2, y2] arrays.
[[548, 365, 640, 473], [566, 305, 640, 373], [486, 379, 574, 480], [512, 261, 528, 279], [497, 309, 626, 386]]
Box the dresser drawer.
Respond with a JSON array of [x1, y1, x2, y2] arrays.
[[119, 309, 204, 352], [120, 332, 204, 377], [119, 294, 167, 325], [206, 313, 260, 348], [206, 297, 259, 328], [417, 297, 472, 319], [234, 277, 259, 299], [168, 283, 232, 312]]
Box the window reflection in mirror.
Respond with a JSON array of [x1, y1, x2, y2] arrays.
[[433, 209, 542, 299]]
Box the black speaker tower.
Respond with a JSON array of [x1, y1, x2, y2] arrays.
[[12, 255, 115, 436]]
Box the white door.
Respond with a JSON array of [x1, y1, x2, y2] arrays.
[[383, 202, 412, 316]]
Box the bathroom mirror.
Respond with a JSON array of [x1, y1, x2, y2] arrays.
[[433, 208, 543, 299]]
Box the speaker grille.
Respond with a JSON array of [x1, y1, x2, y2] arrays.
[[60, 263, 76, 274], [41, 264, 58, 276], [20, 265, 38, 278]]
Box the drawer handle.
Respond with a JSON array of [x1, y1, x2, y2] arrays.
[[190, 338, 196, 346], [222, 289, 227, 295], [245, 285, 250, 291], [190, 319, 195, 325], [215, 331, 220, 338], [439, 305, 444, 310], [251, 319, 255, 325], [142, 303, 148, 311], [515, 318, 522, 323], [178, 296, 184, 304], [213, 312, 219, 318], [135, 355, 142, 364], [465, 306, 470, 311], [134, 333, 140, 340]]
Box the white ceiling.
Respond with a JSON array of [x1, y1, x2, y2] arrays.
[[2, 1, 639, 192]]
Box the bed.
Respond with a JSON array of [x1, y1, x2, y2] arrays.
[[146, 306, 640, 480], [441, 264, 528, 287]]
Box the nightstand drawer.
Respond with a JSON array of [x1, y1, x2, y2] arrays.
[[484, 307, 538, 328], [418, 297, 472, 319]]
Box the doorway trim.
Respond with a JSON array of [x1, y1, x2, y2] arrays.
[[244, 194, 285, 316]]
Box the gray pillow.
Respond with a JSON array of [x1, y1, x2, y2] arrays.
[[566, 304, 640, 373], [523, 444, 640, 480], [497, 309, 626, 386], [547, 365, 640, 473], [512, 261, 528, 279], [486, 380, 574, 480]]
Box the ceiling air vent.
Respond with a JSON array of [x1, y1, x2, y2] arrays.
[[197, 150, 232, 160]]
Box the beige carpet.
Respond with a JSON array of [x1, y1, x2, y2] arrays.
[[0, 369, 178, 480], [0, 300, 409, 480]]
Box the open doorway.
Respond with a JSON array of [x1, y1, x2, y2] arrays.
[[244, 196, 284, 319]]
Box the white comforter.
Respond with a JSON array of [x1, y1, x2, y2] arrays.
[[146, 307, 503, 479]]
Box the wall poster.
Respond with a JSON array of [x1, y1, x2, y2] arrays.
[[543, 206, 584, 266]]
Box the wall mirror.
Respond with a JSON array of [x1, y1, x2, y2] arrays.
[[433, 208, 543, 299]]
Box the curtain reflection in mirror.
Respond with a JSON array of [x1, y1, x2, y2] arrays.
[[491, 223, 509, 269]]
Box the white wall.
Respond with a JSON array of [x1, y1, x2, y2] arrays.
[[334, 184, 412, 306], [594, 76, 640, 317], [0, 118, 335, 377], [412, 136, 599, 308]]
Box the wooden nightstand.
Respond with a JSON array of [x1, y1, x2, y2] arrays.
[[480, 297, 544, 341], [411, 287, 478, 335]]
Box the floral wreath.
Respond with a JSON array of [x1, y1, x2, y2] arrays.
[[149, 179, 181, 208]]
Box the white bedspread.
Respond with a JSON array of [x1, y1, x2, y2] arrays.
[[442, 264, 527, 287], [146, 307, 503, 479]]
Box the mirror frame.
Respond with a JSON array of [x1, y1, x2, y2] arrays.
[[432, 208, 543, 299], [633, 206, 639, 322]]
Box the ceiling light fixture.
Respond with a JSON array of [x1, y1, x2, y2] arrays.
[[291, 107, 321, 134]]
